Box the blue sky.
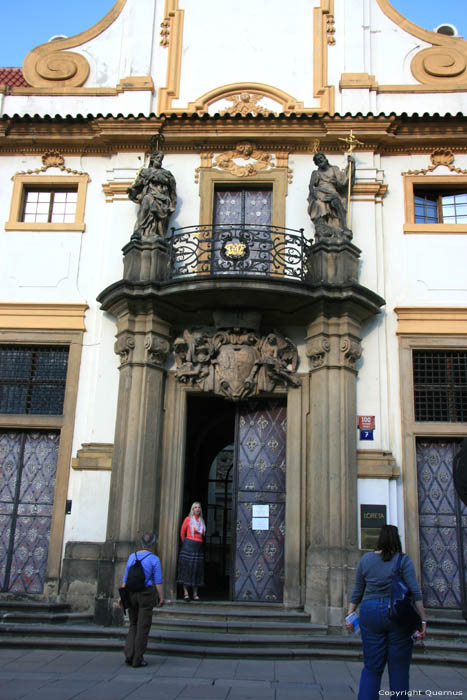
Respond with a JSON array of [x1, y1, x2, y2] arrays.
[[0, 1, 466, 67]]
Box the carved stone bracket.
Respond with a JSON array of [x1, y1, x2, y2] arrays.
[[340, 336, 362, 369], [306, 319, 362, 373], [306, 337, 331, 369], [114, 332, 135, 366], [173, 327, 300, 400], [145, 333, 170, 367]]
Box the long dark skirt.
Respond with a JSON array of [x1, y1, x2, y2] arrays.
[[177, 538, 204, 587]]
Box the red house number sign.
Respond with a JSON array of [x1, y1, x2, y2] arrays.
[[358, 415, 375, 440], [358, 416, 375, 430]]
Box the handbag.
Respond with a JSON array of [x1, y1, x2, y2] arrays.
[[389, 553, 422, 633]]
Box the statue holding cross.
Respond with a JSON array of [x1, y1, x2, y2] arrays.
[[307, 130, 363, 241]]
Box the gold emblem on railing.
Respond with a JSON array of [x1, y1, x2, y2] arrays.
[[224, 242, 247, 258]]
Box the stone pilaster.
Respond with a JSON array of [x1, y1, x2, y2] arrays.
[[95, 309, 171, 625], [305, 314, 362, 628]]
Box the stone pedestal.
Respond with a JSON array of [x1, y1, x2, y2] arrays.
[[307, 239, 360, 285], [122, 238, 171, 283]]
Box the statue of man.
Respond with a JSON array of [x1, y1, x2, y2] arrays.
[[127, 150, 177, 240], [307, 152, 355, 236]]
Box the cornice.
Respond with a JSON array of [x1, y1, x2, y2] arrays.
[[0, 114, 466, 156]]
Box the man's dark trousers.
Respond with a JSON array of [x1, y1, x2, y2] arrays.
[[124, 587, 156, 666]]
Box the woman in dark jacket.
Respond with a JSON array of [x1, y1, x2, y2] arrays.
[[346, 525, 426, 699]]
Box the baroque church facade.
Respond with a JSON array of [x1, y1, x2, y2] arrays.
[[1, 0, 466, 627]]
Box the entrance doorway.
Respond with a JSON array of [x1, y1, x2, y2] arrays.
[[181, 396, 286, 602]]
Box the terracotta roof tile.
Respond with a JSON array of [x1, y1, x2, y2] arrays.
[[0, 67, 29, 88]]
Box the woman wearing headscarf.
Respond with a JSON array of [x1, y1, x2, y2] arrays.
[[177, 501, 206, 601], [346, 524, 426, 699]]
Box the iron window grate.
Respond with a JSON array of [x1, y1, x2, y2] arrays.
[[0, 345, 69, 415], [413, 350, 467, 422]]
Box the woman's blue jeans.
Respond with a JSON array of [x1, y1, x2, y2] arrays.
[[358, 597, 413, 700]]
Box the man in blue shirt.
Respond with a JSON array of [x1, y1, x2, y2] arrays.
[[120, 530, 164, 668]]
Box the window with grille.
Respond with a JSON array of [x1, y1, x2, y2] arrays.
[[0, 345, 69, 415], [22, 188, 78, 224], [414, 188, 467, 224], [413, 350, 467, 422]]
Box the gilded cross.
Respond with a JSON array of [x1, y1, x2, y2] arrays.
[[338, 129, 364, 155]]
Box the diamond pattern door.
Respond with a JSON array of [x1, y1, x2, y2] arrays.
[[417, 440, 467, 610], [233, 400, 286, 602], [0, 430, 59, 593]]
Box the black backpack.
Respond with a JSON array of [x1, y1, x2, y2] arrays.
[[125, 552, 151, 592]]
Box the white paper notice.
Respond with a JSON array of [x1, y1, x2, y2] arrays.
[[252, 517, 269, 531], [252, 505, 269, 518]]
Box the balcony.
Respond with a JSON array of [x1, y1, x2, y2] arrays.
[[167, 224, 309, 282], [98, 222, 385, 327]]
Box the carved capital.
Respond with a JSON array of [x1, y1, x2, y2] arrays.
[[306, 336, 331, 369], [114, 333, 135, 366], [145, 333, 170, 367]]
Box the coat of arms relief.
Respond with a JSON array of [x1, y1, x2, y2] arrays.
[[173, 328, 300, 401]]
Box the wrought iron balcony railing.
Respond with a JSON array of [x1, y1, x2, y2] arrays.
[[167, 224, 310, 282]]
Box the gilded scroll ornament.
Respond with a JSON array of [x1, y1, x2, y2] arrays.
[[402, 149, 467, 176], [326, 15, 336, 45], [173, 328, 300, 401], [15, 151, 89, 178], [220, 93, 272, 117], [160, 19, 171, 47], [213, 142, 273, 178]]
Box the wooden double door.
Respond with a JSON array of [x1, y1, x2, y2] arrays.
[[183, 396, 286, 602]]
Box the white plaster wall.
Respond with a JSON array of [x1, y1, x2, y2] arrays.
[[173, 0, 320, 111], [357, 478, 402, 547], [63, 470, 111, 543], [0, 152, 131, 543], [3, 0, 467, 118]]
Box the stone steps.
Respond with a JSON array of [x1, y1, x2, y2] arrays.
[[0, 599, 465, 665], [1, 621, 466, 664], [0, 599, 93, 625]]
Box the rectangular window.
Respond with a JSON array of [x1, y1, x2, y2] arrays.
[[212, 186, 273, 274], [414, 189, 467, 224], [0, 345, 69, 415], [22, 188, 78, 224], [5, 173, 89, 232], [213, 187, 272, 226], [413, 349, 467, 422]]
